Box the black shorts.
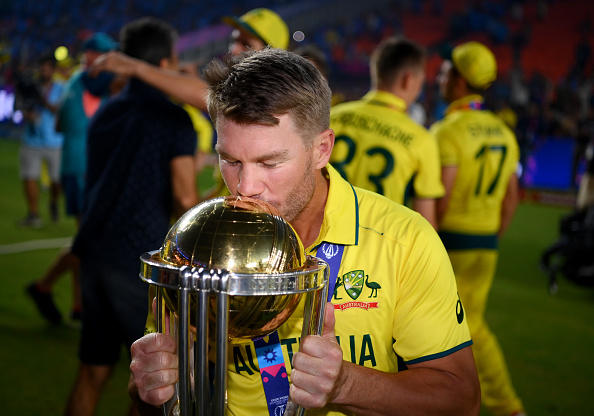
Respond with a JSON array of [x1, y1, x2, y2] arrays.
[[79, 256, 148, 365]]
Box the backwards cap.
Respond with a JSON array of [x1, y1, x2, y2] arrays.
[[446, 41, 497, 89], [223, 8, 289, 50]]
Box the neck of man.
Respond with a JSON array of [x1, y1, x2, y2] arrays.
[[383, 85, 411, 107], [290, 169, 329, 249], [448, 87, 469, 104]]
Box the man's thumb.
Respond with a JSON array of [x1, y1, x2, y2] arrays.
[[322, 301, 336, 339]]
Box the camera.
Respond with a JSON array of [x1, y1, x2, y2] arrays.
[[14, 69, 43, 112]]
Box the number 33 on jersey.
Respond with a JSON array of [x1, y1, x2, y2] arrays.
[[330, 90, 444, 206]]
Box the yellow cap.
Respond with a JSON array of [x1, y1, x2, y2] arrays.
[[223, 8, 289, 50], [451, 41, 497, 89]]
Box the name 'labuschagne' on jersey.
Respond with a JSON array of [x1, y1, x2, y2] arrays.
[[332, 112, 414, 147]]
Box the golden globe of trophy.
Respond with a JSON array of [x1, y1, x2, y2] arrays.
[[139, 196, 328, 416]]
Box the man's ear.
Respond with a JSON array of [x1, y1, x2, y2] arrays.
[[313, 128, 335, 169], [399, 70, 412, 91]]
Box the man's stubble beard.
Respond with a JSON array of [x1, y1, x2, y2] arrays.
[[277, 154, 316, 223], [220, 155, 316, 223]]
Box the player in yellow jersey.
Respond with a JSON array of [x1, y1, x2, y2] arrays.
[[177, 62, 227, 199], [330, 37, 444, 228], [129, 48, 480, 416], [430, 41, 525, 416]]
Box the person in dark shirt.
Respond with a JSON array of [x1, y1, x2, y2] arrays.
[[64, 17, 198, 416]]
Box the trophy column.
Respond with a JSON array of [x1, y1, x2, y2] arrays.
[[138, 196, 330, 416]]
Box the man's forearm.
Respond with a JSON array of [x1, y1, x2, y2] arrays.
[[499, 174, 519, 238], [171, 155, 199, 218], [135, 62, 208, 110], [331, 349, 480, 416], [413, 198, 438, 230]]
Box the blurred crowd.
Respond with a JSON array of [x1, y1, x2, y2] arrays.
[[299, 0, 594, 190], [0, 0, 283, 65], [4, 3, 594, 415], [1, 0, 594, 181]]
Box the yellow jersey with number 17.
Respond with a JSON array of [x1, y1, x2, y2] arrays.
[[430, 95, 519, 236], [330, 90, 444, 205]]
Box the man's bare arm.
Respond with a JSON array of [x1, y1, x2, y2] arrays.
[[413, 198, 438, 230], [171, 155, 199, 218], [499, 173, 519, 238], [291, 305, 480, 416], [436, 166, 458, 227], [90, 51, 208, 110], [329, 347, 479, 415]]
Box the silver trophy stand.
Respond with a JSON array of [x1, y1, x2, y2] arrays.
[[140, 251, 329, 416]]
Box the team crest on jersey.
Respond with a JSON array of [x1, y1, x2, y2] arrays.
[[333, 270, 381, 311], [343, 270, 364, 300]]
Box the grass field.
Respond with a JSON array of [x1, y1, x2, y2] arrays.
[[1, 138, 593, 415]]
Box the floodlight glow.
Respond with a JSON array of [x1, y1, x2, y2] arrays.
[[54, 46, 69, 62], [292, 31, 305, 42]]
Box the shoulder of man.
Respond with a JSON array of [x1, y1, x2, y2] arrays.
[[402, 112, 433, 136], [140, 93, 194, 124], [330, 98, 366, 117], [353, 185, 424, 233], [430, 111, 466, 137]]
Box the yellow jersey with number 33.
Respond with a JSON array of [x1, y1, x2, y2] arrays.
[[330, 90, 444, 205], [430, 95, 519, 235]]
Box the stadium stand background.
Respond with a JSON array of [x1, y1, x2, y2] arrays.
[[1, 0, 594, 195]]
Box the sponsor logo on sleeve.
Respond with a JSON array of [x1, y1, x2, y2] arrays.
[[456, 292, 464, 324]]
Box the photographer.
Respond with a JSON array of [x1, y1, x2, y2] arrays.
[[15, 54, 63, 228]]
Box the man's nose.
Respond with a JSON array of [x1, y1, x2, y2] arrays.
[[236, 165, 264, 197]]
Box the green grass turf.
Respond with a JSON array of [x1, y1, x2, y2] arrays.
[[0, 138, 131, 414], [487, 203, 594, 415], [1, 138, 593, 415]]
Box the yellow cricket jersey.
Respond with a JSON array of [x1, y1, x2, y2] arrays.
[[182, 103, 215, 153], [226, 165, 470, 415], [145, 165, 471, 415], [430, 95, 520, 240], [329, 90, 444, 205], [182, 103, 230, 198]]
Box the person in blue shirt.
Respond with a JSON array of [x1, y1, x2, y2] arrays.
[[17, 54, 63, 228], [26, 32, 119, 326]]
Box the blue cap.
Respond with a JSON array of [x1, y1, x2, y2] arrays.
[[81, 32, 118, 53]]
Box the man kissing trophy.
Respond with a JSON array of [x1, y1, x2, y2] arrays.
[[139, 196, 329, 416]]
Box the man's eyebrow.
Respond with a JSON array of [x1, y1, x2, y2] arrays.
[[256, 150, 291, 161], [215, 147, 290, 162]]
